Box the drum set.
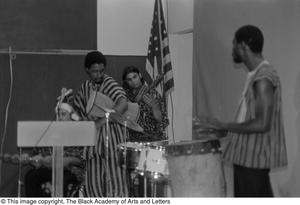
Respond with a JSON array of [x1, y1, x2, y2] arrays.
[[87, 91, 226, 197], [118, 141, 169, 197], [118, 137, 226, 197]]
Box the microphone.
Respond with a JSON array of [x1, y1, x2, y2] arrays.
[[55, 88, 73, 114], [56, 88, 73, 102], [61, 87, 67, 95]]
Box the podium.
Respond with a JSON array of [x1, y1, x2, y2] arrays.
[[17, 121, 96, 197]]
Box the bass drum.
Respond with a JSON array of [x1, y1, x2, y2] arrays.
[[166, 138, 225, 197]]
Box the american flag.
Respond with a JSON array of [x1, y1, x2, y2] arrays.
[[145, 0, 174, 96]]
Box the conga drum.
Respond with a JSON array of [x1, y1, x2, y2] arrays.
[[166, 138, 225, 197]]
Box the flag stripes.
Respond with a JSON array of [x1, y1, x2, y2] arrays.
[[145, 0, 174, 96]]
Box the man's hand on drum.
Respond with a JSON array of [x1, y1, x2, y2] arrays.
[[193, 116, 227, 137]]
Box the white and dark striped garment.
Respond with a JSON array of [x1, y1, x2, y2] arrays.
[[223, 64, 288, 169], [73, 75, 128, 197]]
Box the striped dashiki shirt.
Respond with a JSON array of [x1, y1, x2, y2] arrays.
[[73, 74, 128, 197], [223, 62, 288, 169]]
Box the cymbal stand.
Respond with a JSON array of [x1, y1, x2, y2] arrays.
[[122, 120, 131, 194], [151, 173, 159, 197], [142, 148, 149, 197], [143, 171, 147, 197], [105, 112, 111, 197]]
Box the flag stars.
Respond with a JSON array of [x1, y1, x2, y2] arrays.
[[146, 0, 174, 95]]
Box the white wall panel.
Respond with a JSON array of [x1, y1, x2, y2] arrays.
[[168, 33, 193, 143], [168, 0, 193, 34], [97, 0, 154, 55]]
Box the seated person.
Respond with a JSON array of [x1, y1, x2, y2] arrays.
[[23, 92, 84, 197], [122, 66, 169, 197], [122, 66, 169, 142]]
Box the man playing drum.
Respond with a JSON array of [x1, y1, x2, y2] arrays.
[[195, 25, 288, 197]]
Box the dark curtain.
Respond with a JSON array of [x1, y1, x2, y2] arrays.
[[0, 0, 147, 197]]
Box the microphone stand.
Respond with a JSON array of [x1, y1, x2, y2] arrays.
[[17, 148, 23, 197], [52, 108, 64, 197], [52, 88, 66, 197], [105, 112, 111, 197]]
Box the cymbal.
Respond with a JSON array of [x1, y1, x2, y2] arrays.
[[110, 112, 144, 133], [149, 140, 168, 147]]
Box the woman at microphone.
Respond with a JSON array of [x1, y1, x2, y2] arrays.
[[23, 93, 84, 197]]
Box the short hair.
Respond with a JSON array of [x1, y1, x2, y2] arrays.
[[122, 66, 144, 89], [235, 25, 264, 53], [84, 51, 107, 69]]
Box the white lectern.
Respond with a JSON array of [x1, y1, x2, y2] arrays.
[[17, 121, 96, 197]]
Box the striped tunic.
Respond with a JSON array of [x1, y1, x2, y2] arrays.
[[223, 64, 288, 169], [73, 75, 128, 197]]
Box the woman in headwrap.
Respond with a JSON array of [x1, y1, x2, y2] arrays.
[[24, 93, 84, 197], [73, 51, 128, 197]]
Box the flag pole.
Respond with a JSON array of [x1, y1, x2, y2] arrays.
[[157, 0, 175, 143], [157, 0, 165, 97]]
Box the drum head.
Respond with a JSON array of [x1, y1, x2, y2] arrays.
[[118, 142, 147, 150], [166, 138, 221, 156]]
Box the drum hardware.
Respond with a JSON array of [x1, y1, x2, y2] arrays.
[[134, 170, 167, 197], [121, 121, 147, 197], [137, 144, 168, 197], [118, 140, 169, 197], [142, 148, 149, 197]]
